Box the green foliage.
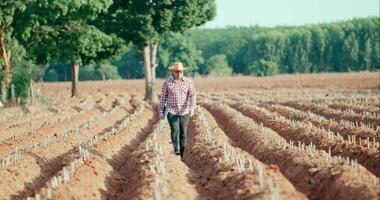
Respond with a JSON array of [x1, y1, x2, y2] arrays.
[[157, 32, 203, 77], [101, 0, 216, 47], [42, 63, 70, 82], [0, 71, 4, 102], [205, 54, 232, 77], [43, 68, 59, 82], [249, 59, 278, 76], [9, 40, 37, 72], [30, 65, 49, 81], [189, 26, 268, 74], [12, 67, 31, 103], [80, 61, 121, 80], [188, 17, 380, 75], [4, 2, 377, 85], [1, 1, 29, 42], [16, 0, 126, 66], [43, 61, 121, 81], [96, 62, 121, 80], [0, 71, 4, 83], [111, 45, 144, 79]]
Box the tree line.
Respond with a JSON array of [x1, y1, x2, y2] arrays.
[[158, 17, 380, 77], [189, 17, 379, 76], [45, 16, 378, 81], [0, 0, 216, 105], [1, 2, 378, 106]]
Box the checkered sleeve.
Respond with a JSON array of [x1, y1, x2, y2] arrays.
[[188, 79, 196, 110], [159, 80, 168, 115]]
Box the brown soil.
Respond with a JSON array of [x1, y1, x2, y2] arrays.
[[229, 102, 380, 177], [264, 103, 380, 141], [0, 72, 379, 200], [0, 94, 131, 199], [201, 101, 379, 200], [183, 107, 307, 200], [283, 101, 380, 128]]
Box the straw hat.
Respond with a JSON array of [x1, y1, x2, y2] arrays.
[[169, 62, 186, 71]]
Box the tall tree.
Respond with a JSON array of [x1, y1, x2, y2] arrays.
[[342, 32, 359, 71], [99, 0, 216, 102], [16, 0, 125, 97], [0, 1, 30, 103], [310, 27, 326, 72], [157, 32, 203, 78]]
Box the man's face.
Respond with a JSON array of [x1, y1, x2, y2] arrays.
[[173, 70, 183, 80]]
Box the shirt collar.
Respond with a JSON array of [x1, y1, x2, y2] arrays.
[[171, 77, 185, 82]]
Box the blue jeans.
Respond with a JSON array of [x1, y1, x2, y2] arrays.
[[167, 113, 190, 157]]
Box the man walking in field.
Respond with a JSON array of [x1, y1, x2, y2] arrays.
[[159, 62, 196, 159]]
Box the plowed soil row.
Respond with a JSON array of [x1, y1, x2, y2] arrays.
[[0, 93, 73, 126], [229, 102, 380, 177], [327, 102, 380, 115], [264, 103, 380, 141], [0, 93, 120, 157], [0, 94, 133, 200], [116, 115, 201, 200], [29, 105, 203, 200], [0, 95, 83, 132], [0, 94, 104, 145], [283, 101, 380, 128], [201, 101, 379, 200], [46, 104, 158, 200], [184, 107, 307, 199]]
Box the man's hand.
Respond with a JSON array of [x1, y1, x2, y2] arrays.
[[159, 113, 165, 120], [189, 109, 194, 117]]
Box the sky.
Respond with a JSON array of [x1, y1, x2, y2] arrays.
[[201, 0, 380, 28]]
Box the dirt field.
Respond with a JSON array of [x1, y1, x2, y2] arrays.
[[0, 72, 379, 200]]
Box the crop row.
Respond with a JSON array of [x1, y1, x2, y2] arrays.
[[0, 95, 123, 168], [0, 94, 101, 143], [283, 101, 380, 128], [24, 101, 146, 200], [187, 106, 307, 199], [229, 102, 380, 177], [264, 103, 380, 141], [201, 100, 379, 200]]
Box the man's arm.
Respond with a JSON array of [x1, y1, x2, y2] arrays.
[[159, 81, 168, 116], [188, 79, 196, 115]]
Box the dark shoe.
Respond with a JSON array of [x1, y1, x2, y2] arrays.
[[175, 151, 181, 155]]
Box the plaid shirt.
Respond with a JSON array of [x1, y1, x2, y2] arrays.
[[159, 77, 196, 116]]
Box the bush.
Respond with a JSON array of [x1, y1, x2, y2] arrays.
[[12, 68, 31, 104], [205, 54, 232, 77], [80, 62, 121, 81], [0, 71, 4, 83], [249, 59, 278, 76], [43, 69, 60, 82], [96, 62, 122, 80]]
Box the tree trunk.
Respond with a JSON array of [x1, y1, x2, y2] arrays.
[[0, 80, 5, 103], [0, 31, 11, 103], [142, 44, 159, 102], [149, 43, 158, 102], [2, 49, 11, 91], [150, 43, 158, 80], [30, 80, 34, 105], [71, 62, 80, 97], [143, 46, 151, 100]]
